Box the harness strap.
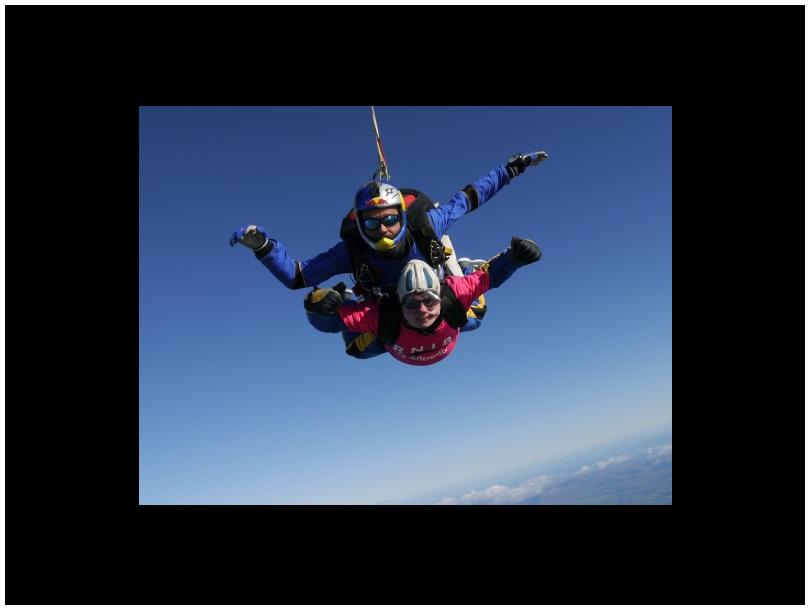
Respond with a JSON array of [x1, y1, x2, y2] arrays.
[[440, 284, 469, 329], [376, 295, 403, 345], [400, 188, 447, 270]]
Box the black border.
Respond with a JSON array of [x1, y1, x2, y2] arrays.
[[6, 5, 804, 605]]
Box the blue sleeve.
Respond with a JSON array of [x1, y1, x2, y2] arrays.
[[426, 165, 512, 237], [485, 250, 522, 289], [257, 239, 353, 289]]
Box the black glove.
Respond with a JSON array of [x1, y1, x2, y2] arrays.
[[508, 236, 542, 265], [505, 153, 531, 179], [304, 287, 344, 316]]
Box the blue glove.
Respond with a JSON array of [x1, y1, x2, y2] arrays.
[[505, 151, 549, 178], [230, 225, 270, 250]]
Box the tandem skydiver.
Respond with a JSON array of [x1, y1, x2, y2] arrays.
[[230, 152, 548, 358]]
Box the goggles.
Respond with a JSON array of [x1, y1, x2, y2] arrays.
[[362, 213, 400, 231], [402, 294, 441, 310]]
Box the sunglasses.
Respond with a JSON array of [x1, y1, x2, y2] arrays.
[[363, 214, 400, 231], [402, 295, 441, 310]]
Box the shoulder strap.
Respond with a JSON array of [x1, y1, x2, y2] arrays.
[[400, 188, 447, 269], [440, 283, 469, 329], [339, 211, 359, 242], [340, 210, 377, 296], [376, 293, 403, 345]]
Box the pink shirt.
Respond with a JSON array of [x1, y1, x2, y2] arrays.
[[338, 270, 490, 366]]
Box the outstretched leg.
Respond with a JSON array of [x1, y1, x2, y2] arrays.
[[456, 255, 489, 332], [442, 236, 489, 334], [343, 331, 387, 359]]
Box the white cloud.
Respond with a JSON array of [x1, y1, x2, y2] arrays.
[[436, 475, 555, 505], [435, 442, 672, 505], [644, 444, 672, 459], [574, 453, 629, 476], [595, 454, 630, 469]]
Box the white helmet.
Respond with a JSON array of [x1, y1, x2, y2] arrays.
[[397, 259, 441, 303]]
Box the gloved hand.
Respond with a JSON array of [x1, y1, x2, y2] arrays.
[[304, 287, 344, 316], [507, 236, 542, 265], [505, 151, 549, 178], [230, 225, 270, 250]]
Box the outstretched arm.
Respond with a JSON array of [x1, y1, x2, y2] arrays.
[[303, 287, 380, 335], [231, 225, 353, 289], [485, 236, 542, 289], [445, 237, 542, 307], [428, 152, 548, 237]]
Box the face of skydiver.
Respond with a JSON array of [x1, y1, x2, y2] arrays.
[[401, 293, 442, 329], [359, 207, 402, 241], [353, 181, 407, 252]]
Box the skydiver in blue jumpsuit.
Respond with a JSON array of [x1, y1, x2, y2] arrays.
[[231, 153, 546, 358]]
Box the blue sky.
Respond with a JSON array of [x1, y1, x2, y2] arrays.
[[139, 106, 672, 504]]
